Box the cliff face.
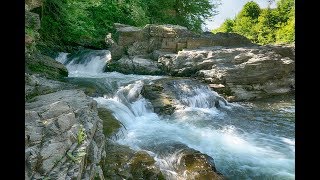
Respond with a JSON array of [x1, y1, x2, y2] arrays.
[[107, 23, 294, 101], [25, 89, 106, 179], [158, 45, 295, 101]]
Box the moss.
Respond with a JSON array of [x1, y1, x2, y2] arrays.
[[25, 53, 68, 81], [129, 151, 165, 180], [97, 108, 121, 138]]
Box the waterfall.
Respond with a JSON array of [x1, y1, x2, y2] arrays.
[[55, 50, 111, 77], [164, 79, 228, 109]]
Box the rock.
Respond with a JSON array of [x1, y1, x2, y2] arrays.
[[25, 73, 75, 101], [158, 45, 295, 101], [25, 11, 40, 30], [209, 32, 254, 47], [109, 43, 125, 60], [108, 23, 254, 57], [142, 78, 226, 115], [107, 56, 163, 75], [115, 23, 146, 47], [102, 140, 165, 180], [25, 0, 43, 11], [25, 53, 68, 80], [97, 107, 122, 138], [25, 89, 106, 179], [127, 41, 150, 56], [146, 24, 193, 38], [145, 142, 224, 179], [178, 150, 224, 180]]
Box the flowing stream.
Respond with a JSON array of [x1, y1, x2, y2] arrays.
[[56, 51, 295, 179]]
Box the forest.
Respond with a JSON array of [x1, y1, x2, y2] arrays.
[[212, 0, 294, 44], [28, 0, 218, 51]]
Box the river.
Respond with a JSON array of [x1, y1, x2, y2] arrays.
[[56, 51, 295, 179]]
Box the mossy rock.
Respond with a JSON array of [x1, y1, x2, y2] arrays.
[[102, 141, 165, 180], [25, 52, 68, 80], [141, 81, 175, 116], [66, 78, 113, 97], [129, 151, 165, 180], [97, 108, 121, 138], [181, 152, 224, 180]]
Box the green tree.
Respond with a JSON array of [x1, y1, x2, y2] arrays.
[[39, 0, 220, 50], [275, 15, 294, 43], [212, 18, 234, 33], [238, 1, 261, 20], [233, 16, 258, 42], [212, 0, 294, 45]]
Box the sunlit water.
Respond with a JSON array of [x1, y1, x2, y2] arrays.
[[56, 51, 295, 179]]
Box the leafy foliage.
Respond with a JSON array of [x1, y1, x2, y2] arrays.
[[212, 0, 294, 45], [39, 0, 219, 50], [77, 125, 87, 144]]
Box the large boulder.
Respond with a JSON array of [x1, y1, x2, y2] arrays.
[[158, 45, 295, 101], [25, 90, 106, 179], [145, 142, 224, 180], [25, 52, 68, 80], [141, 78, 226, 115], [115, 23, 147, 47], [106, 56, 163, 75], [25, 73, 74, 101], [102, 141, 165, 180], [109, 23, 255, 59]]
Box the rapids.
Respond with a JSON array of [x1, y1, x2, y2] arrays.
[[56, 51, 295, 179]]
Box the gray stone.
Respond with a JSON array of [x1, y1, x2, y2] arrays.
[[108, 23, 254, 57], [158, 45, 295, 101], [25, 0, 43, 10], [25, 89, 106, 179], [108, 56, 163, 75]]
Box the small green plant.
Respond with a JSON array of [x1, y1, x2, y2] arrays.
[[77, 125, 87, 144]]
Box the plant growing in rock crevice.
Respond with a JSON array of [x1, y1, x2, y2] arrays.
[[77, 125, 87, 145]]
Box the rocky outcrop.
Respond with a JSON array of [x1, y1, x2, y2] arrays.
[[102, 141, 165, 179], [106, 55, 163, 75], [108, 23, 253, 59], [26, 52, 68, 80], [147, 142, 224, 179], [25, 89, 106, 179], [142, 78, 226, 115], [106, 23, 296, 101], [25, 73, 74, 101], [157, 45, 295, 101], [176, 147, 224, 180], [25, 0, 43, 11]]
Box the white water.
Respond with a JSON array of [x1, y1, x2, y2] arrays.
[[56, 51, 295, 179], [56, 51, 111, 77]]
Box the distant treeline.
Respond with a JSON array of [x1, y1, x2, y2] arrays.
[[212, 0, 294, 45]]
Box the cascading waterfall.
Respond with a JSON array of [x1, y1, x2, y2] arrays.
[[56, 50, 111, 77], [56, 51, 295, 179]]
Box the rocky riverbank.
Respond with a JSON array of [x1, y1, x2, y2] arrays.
[[25, 2, 293, 178], [106, 23, 295, 101]]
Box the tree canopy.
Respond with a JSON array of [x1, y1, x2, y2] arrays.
[[37, 0, 219, 50], [212, 0, 294, 45]]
